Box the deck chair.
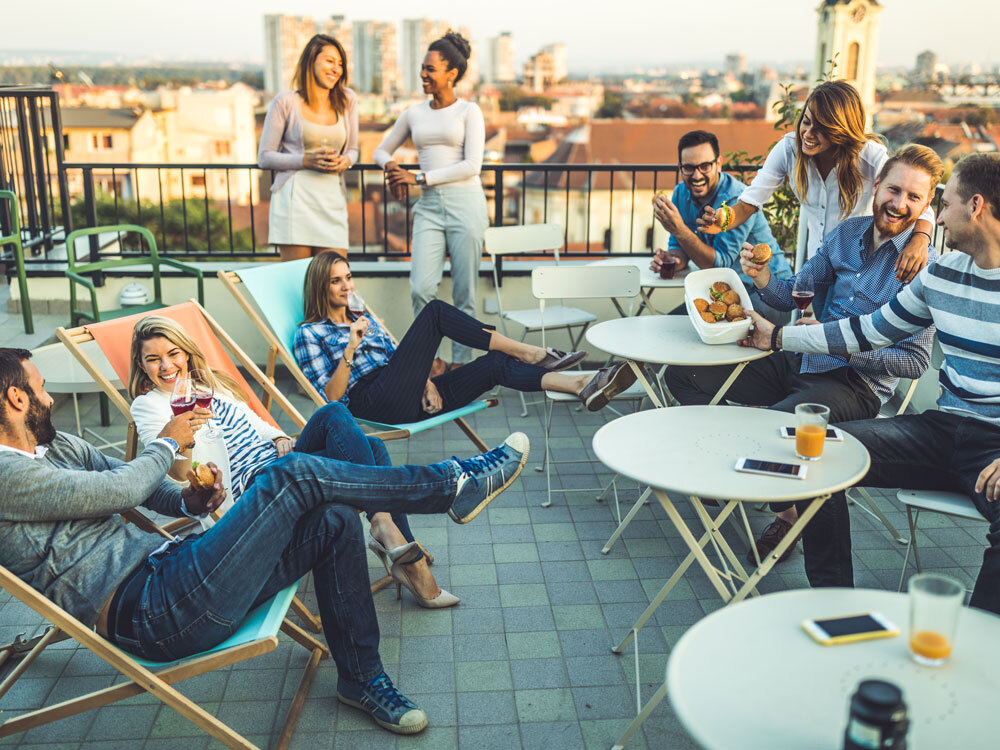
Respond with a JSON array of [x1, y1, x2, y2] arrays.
[[530, 265, 648, 509], [217, 259, 494, 452], [0, 563, 327, 750], [56, 299, 389, 622], [485, 223, 596, 417]]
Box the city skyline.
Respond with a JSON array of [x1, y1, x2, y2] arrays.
[[3, 0, 998, 73]]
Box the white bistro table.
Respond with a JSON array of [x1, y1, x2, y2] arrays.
[[595, 406, 870, 748], [31, 341, 125, 452], [586, 258, 687, 316], [667, 588, 999, 750]]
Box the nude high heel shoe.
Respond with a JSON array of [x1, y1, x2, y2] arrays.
[[368, 535, 460, 608]]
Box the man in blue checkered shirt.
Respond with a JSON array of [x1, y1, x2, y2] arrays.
[[665, 144, 943, 562]]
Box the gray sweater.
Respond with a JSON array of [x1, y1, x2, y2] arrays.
[[0, 432, 183, 626]]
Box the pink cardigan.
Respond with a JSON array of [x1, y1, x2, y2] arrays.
[[258, 89, 360, 193]]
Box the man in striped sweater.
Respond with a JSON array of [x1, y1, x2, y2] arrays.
[[742, 153, 1000, 614]]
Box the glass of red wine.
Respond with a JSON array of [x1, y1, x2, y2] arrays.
[[792, 273, 815, 318], [189, 370, 221, 438], [169, 375, 196, 416]]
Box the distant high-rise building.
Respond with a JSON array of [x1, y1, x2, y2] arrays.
[[489, 32, 516, 83], [263, 14, 353, 95], [353, 20, 399, 95], [725, 52, 747, 76], [541, 43, 568, 83], [915, 50, 937, 80], [263, 14, 316, 93], [401, 18, 450, 94]]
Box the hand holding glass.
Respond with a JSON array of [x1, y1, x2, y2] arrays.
[[795, 403, 830, 461], [792, 273, 815, 315]]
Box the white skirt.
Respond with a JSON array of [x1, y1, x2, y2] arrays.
[[268, 170, 348, 249]]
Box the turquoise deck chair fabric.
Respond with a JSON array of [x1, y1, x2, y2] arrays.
[[133, 583, 297, 668], [235, 261, 492, 436]]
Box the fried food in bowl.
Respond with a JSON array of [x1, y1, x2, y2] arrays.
[[710, 281, 731, 301], [708, 300, 727, 320], [725, 303, 747, 322], [693, 298, 710, 313], [721, 290, 741, 306], [699, 311, 717, 324]]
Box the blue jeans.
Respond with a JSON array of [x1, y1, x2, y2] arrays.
[[795, 411, 1000, 615], [294, 402, 415, 546], [112, 415, 459, 680]]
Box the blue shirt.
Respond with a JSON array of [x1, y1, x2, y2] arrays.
[[293, 313, 397, 403], [668, 171, 793, 286], [759, 215, 938, 403]]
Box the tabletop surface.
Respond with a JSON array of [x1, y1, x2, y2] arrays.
[[31, 341, 123, 392], [585, 314, 772, 365], [592, 406, 870, 502], [586, 257, 687, 288], [667, 588, 999, 750]]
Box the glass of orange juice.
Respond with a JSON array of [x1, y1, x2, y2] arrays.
[[908, 572, 963, 666], [795, 403, 830, 461]]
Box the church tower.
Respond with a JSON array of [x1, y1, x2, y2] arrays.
[[814, 0, 883, 128]]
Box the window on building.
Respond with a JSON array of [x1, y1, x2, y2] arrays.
[[191, 174, 206, 187], [90, 133, 113, 151], [847, 42, 860, 80], [103, 134, 113, 149], [214, 140, 231, 157]]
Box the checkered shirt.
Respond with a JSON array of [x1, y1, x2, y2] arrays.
[[758, 216, 937, 403]]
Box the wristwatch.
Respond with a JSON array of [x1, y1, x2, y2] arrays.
[[157, 437, 180, 456], [344, 354, 354, 369], [415, 171, 427, 186]]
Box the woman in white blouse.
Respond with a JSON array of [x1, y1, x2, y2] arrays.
[[259, 34, 359, 261], [373, 31, 486, 367], [699, 80, 934, 282]]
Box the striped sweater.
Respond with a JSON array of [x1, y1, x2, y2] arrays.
[[782, 252, 1000, 425]]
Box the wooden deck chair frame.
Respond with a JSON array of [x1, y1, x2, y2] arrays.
[[56, 299, 390, 621], [485, 223, 597, 417], [217, 266, 495, 453], [0, 563, 327, 750]]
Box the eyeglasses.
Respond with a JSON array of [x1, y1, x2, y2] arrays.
[[679, 161, 717, 176]]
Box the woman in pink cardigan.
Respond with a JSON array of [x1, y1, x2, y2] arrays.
[[259, 34, 359, 261]]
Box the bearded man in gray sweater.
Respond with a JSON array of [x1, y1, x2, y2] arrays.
[[0, 347, 528, 735]]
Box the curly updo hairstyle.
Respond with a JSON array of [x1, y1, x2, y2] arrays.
[[428, 31, 471, 82]]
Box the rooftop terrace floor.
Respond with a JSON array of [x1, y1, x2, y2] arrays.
[[0, 282, 987, 750]]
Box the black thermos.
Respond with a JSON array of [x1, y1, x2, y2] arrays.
[[843, 679, 909, 750]]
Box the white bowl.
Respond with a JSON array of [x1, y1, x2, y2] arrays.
[[684, 267, 754, 344]]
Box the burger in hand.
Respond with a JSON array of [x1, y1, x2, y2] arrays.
[[750, 243, 772, 265], [187, 461, 216, 491]]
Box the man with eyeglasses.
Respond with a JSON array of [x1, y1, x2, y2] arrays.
[[651, 130, 793, 323]]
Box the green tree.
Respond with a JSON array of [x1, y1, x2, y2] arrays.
[[597, 90, 625, 119]]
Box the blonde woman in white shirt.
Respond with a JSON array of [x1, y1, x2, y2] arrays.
[[374, 31, 486, 367], [699, 81, 935, 283]]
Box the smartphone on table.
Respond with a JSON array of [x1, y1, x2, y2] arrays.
[[734, 457, 807, 480], [802, 612, 900, 645], [780, 426, 844, 441]]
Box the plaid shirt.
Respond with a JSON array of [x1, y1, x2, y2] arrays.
[[758, 216, 937, 403], [293, 313, 397, 403]]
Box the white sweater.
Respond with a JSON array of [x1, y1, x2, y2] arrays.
[[373, 99, 484, 188]]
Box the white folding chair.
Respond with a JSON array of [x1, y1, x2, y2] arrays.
[[485, 223, 597, 417], [531, 265, 648, 508], [896, 489, 986, 592]]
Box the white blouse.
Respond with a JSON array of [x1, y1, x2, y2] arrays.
[[739, 131, 934, 260], [373, 99, 484, 188]]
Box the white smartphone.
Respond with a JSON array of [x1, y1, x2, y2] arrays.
[[780, 426, 844, 441], [734, 457, 807, 480], [801, 612, 900, 646]]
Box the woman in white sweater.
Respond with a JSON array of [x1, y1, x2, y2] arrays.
[[374, 31, 486, 367]]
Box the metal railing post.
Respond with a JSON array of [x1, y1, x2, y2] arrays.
[[81, 167, 104, 286]]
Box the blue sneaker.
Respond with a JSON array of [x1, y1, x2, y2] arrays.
[[336, 671, 428, 734], [448, 432, 529, 524]]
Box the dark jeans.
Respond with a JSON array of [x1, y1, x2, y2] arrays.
[[664, 350, 881, 421], [349, 299, 546, 424], [294, 402, 414, 546], [111, 411, 460, 680], [794, 411, 1000, 615]]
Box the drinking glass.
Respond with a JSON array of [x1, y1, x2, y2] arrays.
[[169, 376, 196, 416], [795, 403, 829, 461], [908, 573, 963, 666], [348, 289, 367, 317], [189, 369, 221, 438], [792, 272, 815, 318]]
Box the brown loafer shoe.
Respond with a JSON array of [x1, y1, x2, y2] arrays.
[[578, 363, 637, 411], [747, 517, 799, 565], [537, 348, 587, 371]]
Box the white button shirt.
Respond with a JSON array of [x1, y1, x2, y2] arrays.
[[739, 131, 934, 260]]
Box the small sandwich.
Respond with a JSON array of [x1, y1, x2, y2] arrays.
[[725, 303, 748, 322], [715, 202, 734, 231], [721, 290, 741, 306], [187, 461, 215, 491], [708, 300, 728, 321], [710, 281, 732, 301], [750, 243, 772, 264]]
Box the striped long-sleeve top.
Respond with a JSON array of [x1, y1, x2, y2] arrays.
[[782, 252, 1000, 425]]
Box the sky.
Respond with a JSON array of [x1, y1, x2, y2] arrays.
[[5, 0, 997, 71]]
